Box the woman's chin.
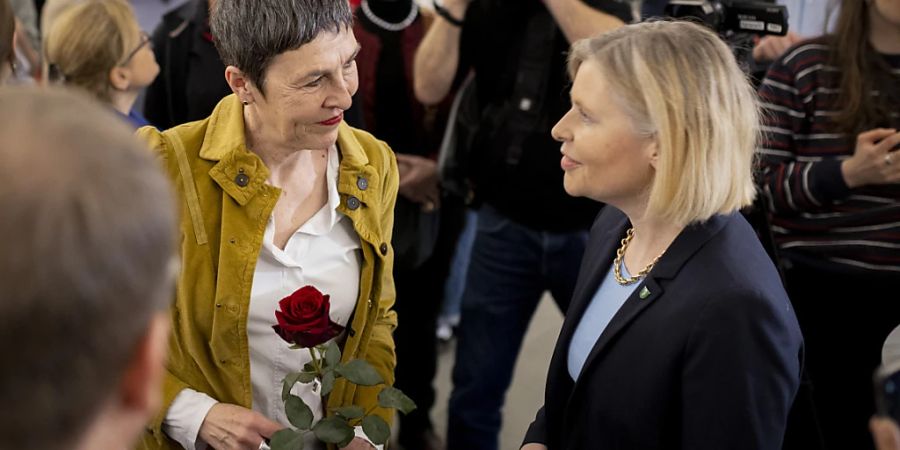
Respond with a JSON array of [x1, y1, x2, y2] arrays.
[[562, 177, 586, 199]]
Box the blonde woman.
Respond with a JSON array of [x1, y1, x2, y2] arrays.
[[44, 0, 158, 127], [522, 21, 802, 450]]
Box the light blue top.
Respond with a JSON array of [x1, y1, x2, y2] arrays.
[[567, 261, 640, 381]]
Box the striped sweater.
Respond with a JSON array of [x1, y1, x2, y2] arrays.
[[757, 41, 900, 274]]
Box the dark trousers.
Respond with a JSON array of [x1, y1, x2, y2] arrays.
[[782, 261, 900, 450], [393, 196, 465, 442], [446, 205, 589, 450]]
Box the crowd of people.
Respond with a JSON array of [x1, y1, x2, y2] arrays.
[[0, 0, 898, 450]]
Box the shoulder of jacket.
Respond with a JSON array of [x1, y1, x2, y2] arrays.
[[346, 125, 395, 168]]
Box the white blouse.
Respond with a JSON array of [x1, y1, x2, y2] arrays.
[[163, 146, 378, 449]]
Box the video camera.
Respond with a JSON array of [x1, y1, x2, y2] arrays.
[[664, 0, 789, 36]]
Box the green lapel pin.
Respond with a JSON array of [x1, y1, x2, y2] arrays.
[[639, 286, 651, 299]]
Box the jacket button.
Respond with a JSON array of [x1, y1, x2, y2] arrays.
[[379, 243, 388, 255], [347, 196, 361, 210], [235, 173, 250, 187], [357, 177, 368, 191]]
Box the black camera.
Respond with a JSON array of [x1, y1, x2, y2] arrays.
[[664, 0, 789, 36]]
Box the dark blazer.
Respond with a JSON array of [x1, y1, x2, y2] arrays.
[[523, 208, 803, 450]]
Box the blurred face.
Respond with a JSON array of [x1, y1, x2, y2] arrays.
[[121, 30, 159, 90], [248, 28, 359, 151], [552, 60, 657, 209]]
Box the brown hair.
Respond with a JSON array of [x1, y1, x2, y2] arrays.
[[827, 0, 900, 133], [43, 0, 140, 102], [0, 87, 176, 450]]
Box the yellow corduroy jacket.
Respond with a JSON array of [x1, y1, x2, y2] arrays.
[[136, 94, 399, 449]]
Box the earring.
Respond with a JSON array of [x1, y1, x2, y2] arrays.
[[242, 100, 249, 105]]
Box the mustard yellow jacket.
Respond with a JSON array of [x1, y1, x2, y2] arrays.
[[136, 95, 399, 449]]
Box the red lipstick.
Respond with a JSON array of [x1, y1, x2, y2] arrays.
[[318, 113, 343, 126]]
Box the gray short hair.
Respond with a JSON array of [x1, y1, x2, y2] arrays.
[[0, 87, 176, 450], [210, 0, 353, 94]]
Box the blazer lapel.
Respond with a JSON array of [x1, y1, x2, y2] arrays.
[[568, 214, 732, 397], [555, 211, 627, 360]]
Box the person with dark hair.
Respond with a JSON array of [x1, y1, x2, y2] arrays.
[[136, 1, 399, 449], [757, 1, 900, 448], [0, 87, 177, 450], [142, 0, 230, 130], [414, 0, 632, 449]]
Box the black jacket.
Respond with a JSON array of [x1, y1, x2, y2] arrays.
[[524, 208, 803, 450], [143, 1, 230, 129]]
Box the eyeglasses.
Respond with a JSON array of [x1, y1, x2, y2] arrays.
[[120, 31, 151, 66]]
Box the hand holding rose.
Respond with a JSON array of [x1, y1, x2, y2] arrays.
[[270, 286, 415, 450], [199, 403, 282, 450]]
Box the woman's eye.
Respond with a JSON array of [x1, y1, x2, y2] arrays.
[[579, 110, 592, 122]]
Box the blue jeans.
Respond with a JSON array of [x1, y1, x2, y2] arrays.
[[441, 209, 479, 322], [447, 205, 589, 450]]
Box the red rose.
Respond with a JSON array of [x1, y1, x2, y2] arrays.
[[272, 285, 345, 348]]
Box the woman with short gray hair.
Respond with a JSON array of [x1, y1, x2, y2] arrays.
[[136, 1, 398, 449]]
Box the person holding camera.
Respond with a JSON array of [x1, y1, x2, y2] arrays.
[[414, 0, 631, 449], [757, 0, 900, 448]]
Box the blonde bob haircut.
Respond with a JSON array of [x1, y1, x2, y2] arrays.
[[44, 0, 141, 102], [568, 21, 760, 226]]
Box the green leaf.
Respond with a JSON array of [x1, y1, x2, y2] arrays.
[[335, 360, 384, 386], [297, 371, 317, 384], [321, 369, 336, 397], [378, 386, 417, 415], [324, 340, 342, 367], [282, 372, 304, 401], [285, 395, 314, 430], [332, 405, 365, 420], [313, 416, 355, 447], [269, 429, 304, 450], [303, 362, 316, 373], [361, 415, 391, 445]]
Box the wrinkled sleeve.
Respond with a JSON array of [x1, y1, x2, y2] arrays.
[[134, 125, 199, 447], [757, 56, 851, 216]]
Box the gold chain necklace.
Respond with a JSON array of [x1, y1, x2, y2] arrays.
[[613, 228, 663, 286]]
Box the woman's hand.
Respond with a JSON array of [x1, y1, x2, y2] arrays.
[[841, 128, 900, 188], [199, 403, 283, 450], [752, 32, 801, 62], [521, 444, 549, 450], [341, 437, 376, 449], [871, 417, 900, 450], [397, 153, 441, 210]]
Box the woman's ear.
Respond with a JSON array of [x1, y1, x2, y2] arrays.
[[646, 138, 660, 170], [108, 66, 131, 91], [224, 65, 255, 105]]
